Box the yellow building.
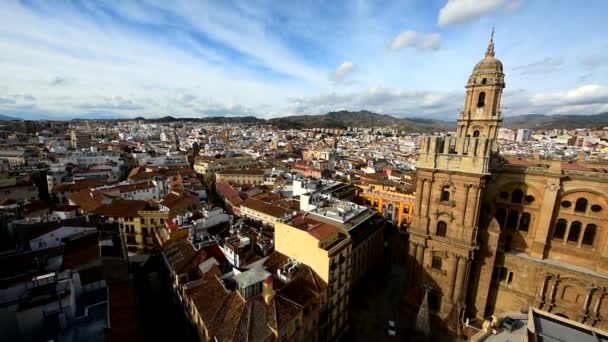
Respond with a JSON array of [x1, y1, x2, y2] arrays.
[[93, 199, 169, 254], [275, 215, 352, 340], [357, 181, 415, 228]]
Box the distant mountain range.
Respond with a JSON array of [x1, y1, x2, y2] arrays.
[[0, 114, 19, 120], [130, 111, 452, 133], [2, 110, 607, 131], [268, 110, 452, 132], [502, 112, 608, 129]]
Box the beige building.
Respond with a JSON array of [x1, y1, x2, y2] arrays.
[[406, 32, 608, 337], [275, 215, 352, 340], [215, 168, 265, 185]]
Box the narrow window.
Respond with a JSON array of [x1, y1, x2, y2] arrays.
[[431, 256, 442, 270], [436, 221, 447, 237], [511, 189, 524, 203], [482, 78, 487, 84], [519, 213, 531, 232], [567, 221, 582, 243], [553, 219, 567, 240], [582, 224, 597, 246], [477, 92, 486, 107], [575, 198, 588, 213], [441, 186, 450, 201], [473, 130, 480, 137]]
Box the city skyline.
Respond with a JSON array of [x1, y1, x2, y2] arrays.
[[1, 0, 608, 120]]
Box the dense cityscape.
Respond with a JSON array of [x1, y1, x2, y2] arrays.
[[2, 1, 608, 342]]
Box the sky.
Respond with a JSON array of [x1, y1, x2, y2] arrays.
[[1, 0, 608, 120]]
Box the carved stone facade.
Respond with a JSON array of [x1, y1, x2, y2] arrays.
[[406, 31, 608, 335]]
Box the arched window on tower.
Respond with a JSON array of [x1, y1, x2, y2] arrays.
[[473, 130, 480, 137], [519, 213, 531, 232], [477, 92, 486, 108], [482, 78, 487, 84], [441, 186, 450, 202], [567, 221, 582, 243], [511, 189, 524, 203], [582, 224, 597, 246], [436, 221, 447, 237], [575, 198, 588, 213], [553, 219, 567, 240]]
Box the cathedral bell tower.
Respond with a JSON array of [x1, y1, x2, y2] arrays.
[[406, 30, 505, 335], [456, 29, 505, 148]]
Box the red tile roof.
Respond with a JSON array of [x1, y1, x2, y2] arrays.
[[289, 215, 338, 241], [216, 181, 243, 206], [241, 198, 292, 219]]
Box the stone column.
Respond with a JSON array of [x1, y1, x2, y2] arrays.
[[465, 185, 480, 228], [530, 182, 560, 259], [453, 256, 469, 304], [446, 254, 459, 302], [547, 275, 560, 311], [421, 179, 432, 218], [537, 274, 550, 309], [461, 185, 470, 227]]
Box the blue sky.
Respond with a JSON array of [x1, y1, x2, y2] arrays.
[[0, 0, 607, 120]]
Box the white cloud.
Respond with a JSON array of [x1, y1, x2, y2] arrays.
[[438, 0, 522, 27], [330, 62, 357, 84], [513, 57, 564, 76], [389, 31, 442, 51]]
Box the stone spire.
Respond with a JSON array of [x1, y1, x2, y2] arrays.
[[485, 27, 495, 57]]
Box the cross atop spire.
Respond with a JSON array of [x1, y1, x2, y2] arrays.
[[485, 27, 495, 57]]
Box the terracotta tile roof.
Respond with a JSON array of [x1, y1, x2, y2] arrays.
[[93, 199, 148, 218], [217, 168, 266, 176], [561, 161, 606, 173], [183, 251, 325, 342], [160, 192, 201, 215], [288, 215, 338, 241], [241, 198, 292, 219], [68, 189, 105, 212], [163, 238, 206, 274], [216, 181, 244, 206], [128, 167, 197, 181], [53, 180, 105, 192]]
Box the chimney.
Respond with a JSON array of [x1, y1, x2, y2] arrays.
[[263, 276, 275, 305], [384, 166, 393, 177]]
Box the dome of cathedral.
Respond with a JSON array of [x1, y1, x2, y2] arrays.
[[473, 55, 503, 74]]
